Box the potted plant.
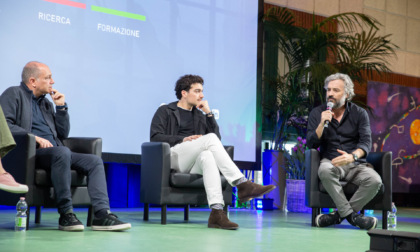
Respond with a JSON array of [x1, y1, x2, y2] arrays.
[[281, 136, 312, 212], [261, 74, 309, 210]]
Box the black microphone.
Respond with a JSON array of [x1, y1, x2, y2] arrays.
[[324, 101, 334, 128]]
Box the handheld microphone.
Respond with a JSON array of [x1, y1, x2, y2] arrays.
[[324, 101, 334, 128]]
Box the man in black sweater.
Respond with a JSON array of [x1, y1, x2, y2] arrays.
[[150, 74, 275, 230]]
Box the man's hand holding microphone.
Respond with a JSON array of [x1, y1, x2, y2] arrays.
[[315, 101, 334, 139]]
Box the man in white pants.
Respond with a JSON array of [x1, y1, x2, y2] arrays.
[[150, 74, 276, 230]]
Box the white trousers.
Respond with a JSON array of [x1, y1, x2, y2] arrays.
[[170, 133, 244, 206]]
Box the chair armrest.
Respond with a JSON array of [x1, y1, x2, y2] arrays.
[[3, 132, 36, 185], [366, 152, 392, 179], [140, 142, 171, 203], [1, 133, 36, 205], [62, 137, 102, 157], [224, 145, 234, 160], [367, 151, 392, 210], [305, 149, 321, 206]]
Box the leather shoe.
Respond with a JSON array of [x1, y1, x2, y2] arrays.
[[236, 181, 276, 203], [208, 209, 238, 230]]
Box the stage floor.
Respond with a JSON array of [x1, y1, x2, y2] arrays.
[[0, 207, 419, 252]]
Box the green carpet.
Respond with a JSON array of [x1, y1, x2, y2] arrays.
[[0, 207, 419, 252]]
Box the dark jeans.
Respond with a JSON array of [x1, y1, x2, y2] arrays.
[[36, 146, 110, 214]]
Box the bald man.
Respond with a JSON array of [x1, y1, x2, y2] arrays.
[[0, 61, 131, 232]]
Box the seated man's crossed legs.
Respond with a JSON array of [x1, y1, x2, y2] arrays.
[[315, 159, 382, 230], [171, 133, 276, 230]]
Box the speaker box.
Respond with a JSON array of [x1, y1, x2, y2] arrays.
[[367, 229, 420, 252]]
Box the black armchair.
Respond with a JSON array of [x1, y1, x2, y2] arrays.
[[0, 132, 102, 229], [140, 142, 233, 224], [305, 149, 392, 229]]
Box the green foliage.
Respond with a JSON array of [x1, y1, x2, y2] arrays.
[[262, 6, 398, 151]]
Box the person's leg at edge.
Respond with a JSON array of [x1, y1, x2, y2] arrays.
[[0, 105, 27, 193], [0, 158, 29, 193], [0, 162, 6, 174], [70, 152, 131, 231]]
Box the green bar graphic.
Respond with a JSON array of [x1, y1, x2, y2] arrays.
[[91, 5, 146, 21]]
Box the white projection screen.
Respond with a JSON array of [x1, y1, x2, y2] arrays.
[[0, 0, 259, 164]]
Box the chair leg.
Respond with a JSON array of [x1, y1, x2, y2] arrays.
[[26, 207, 31, 230], [223, 205, 229, 213], [312, 208, 320, 227], [87, 206, 93, 227], [184, 205, 189, 221], [143, 203, 149, 221], [382, 210, 387, 230], [35, 206, 41, 224], [161, 205, 167, 225]]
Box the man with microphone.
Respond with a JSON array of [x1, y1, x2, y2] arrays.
[[306, 73, 381, 230]]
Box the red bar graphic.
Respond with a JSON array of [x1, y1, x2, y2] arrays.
[[43, 0, 86, 9]]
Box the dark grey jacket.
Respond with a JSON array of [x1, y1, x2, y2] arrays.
[[150, 101, 220, 147], [0, 82, 70, 146]]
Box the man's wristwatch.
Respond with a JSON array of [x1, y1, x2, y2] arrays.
[[206, 111, 213, 117], [56, 103, 68, 111], [352, 153, 359, 162]]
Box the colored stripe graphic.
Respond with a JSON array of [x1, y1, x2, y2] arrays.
[[91, 5, 146, 21], [43, 0, 86, 9]]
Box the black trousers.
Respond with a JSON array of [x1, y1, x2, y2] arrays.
[[36, 146, 110, 214]]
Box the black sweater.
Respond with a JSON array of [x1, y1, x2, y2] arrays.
[[150, 101, 220, 147]]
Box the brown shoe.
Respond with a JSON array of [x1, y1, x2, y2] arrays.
[[236, 181, 276, 203], [208, 209, 238, 230]]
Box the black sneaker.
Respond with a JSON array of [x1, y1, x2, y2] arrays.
[[315, 211, 342, 227], [92, 213, 131, 231], [346, 212, 377, 230], [59, 213, 84, 231]]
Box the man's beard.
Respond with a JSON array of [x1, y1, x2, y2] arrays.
[[326, 95, 346, 109]]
